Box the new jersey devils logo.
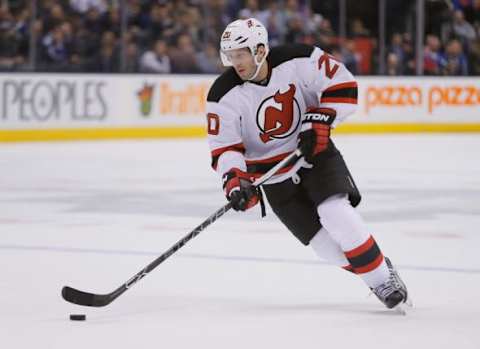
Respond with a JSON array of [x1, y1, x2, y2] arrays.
[[257, 84, 301, 143]]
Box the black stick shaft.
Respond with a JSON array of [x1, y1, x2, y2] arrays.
[[62, 149, 302, 307], [114, 202, 233, 298]]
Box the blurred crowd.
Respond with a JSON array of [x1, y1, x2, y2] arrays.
[[385, 0, 480, 76], [0, 0, 479, 75]]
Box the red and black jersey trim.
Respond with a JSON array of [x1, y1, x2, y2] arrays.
[[344, 235, 384, 274], [246, 151, 297, 177], [207, 68, 244, 103], [320, 82, 358, 104], [211, 143, 245, 170], [269, 44, 314, 69]]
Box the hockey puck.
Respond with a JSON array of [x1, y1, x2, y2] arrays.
[[69, 314, 86, 321]]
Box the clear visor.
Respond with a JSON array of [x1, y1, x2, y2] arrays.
[[220, 47, 254, 66]]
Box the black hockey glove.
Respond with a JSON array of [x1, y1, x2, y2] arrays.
[[298, 107, 336, 162], [223, 168, 260, 211]]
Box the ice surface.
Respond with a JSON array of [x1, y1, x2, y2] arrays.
[[0, 135, 479, 348]]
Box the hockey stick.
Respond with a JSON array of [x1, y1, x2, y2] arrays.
[[61, 148, 303, 307]]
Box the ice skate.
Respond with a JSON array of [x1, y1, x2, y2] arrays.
[[372, 257, 411, 312]]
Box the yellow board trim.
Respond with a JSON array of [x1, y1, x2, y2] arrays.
[[0, 126, 207, 142], [334, 123, 480, 134], [1, 123, 480, 142]]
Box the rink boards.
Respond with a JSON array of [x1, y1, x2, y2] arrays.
[[0, 74, 479, 141]]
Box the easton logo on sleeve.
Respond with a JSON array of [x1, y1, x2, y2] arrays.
[[256, 84, 301, 143]]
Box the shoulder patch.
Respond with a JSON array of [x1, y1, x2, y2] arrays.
[[207, 68, 244, 102], [269, 44, 315, 68]]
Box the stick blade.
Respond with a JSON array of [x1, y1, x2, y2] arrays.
[[62, 286, 112, 307]]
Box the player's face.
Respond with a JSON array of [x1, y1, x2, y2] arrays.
[[224, 48, 256, 80]]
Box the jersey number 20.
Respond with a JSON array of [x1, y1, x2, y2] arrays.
[[318, 53, 339, 79], [207, 113, 220, 135]]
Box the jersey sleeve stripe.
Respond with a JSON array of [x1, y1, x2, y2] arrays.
[[211, 143, 245, 169], [320, 81, 358, 104], [323, 81, 358, 92], [320, 97, 358, 104]]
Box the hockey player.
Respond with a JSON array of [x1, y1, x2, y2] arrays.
[[206, 18, 410, 310]]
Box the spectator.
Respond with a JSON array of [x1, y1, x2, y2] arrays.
[[386, 52, 402, 76], [453, 0, 480, 26], [423, 34, 442, 75], [348, 20, 375, 74], [139, 39, 171, 73], [389, 33, 405, 64], [401, 34, 416, 75], [169, 33, 199, 73], [124, 42, 140, 73], [469, 37, 480, 74], [258, 1, 288, 46], [315, 17, 335, 51], [350, 18, 370, 38], [341, 39, 361, 75], [104, 7, 121, 36], [238, 0, 261, 19], [127, 0, 148, 29], [84, 7, 106, 35], [304, 10, 323, 37], [285, 14, 305, 44], [174, 6, 204, 49], [440, 38, 469, 75], [473, 0, 480, 28], [389, 33, 415, 75], [284, 0, 303, 23], [203, 0, 231, 44], [43, 3, 66, 33], [92, 30, 119, 72], [0, 17, 25, 71], [452, 0, 472, 10], [95, 43, 117, 72], [41, 25, 70, 70], [442, 9, 477, 47], [224, 0, 243, 21], [331, 47, 342, 61], [0, 0, 478, 75], [195, 41, 223, 74], [171, 0, 190, 14], [70, 24, 101, 70], [144, 3, 175, 43], [11, 6, 29, 47], [69, 0, 107, 14]]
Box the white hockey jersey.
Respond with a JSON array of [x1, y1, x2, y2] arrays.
[[206, 44, 358, 184]]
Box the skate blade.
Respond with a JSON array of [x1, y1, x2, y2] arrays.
[[405, 296, 413, 307], [393, 304, 407, 315], [393, 297, 413, 315]]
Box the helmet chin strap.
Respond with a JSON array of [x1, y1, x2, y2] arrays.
[[247, 49, 268, 81]]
